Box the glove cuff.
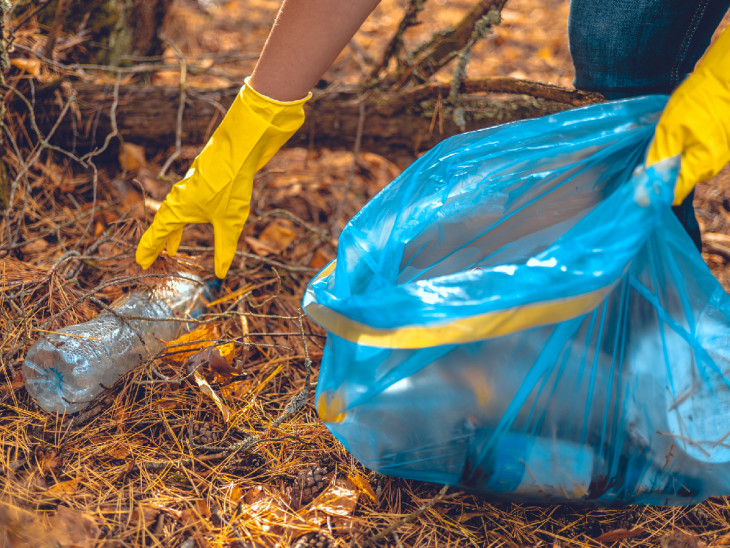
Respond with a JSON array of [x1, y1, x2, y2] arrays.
[[243, 76, 312, 106]]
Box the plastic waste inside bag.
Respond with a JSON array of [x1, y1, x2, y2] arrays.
[[23, 273, 214, 414], [303, 96, 730, 505]]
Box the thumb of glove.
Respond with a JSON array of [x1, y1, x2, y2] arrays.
[[137, 218, 182, 269]]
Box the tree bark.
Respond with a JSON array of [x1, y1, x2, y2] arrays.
[[31, 79, 602, 161]]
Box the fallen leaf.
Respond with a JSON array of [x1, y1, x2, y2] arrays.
[[244, 485, 268, 505], [186, 346, 238, 382], [193, 370, 232, 422], [38, 450, 62, 475], [715, 532, 730, 546], [106, 444, 132, 460], [258, 219, 297, 253], [118, 143, 147, 171], [136, 167, 172, 200], [300, 477, 359, 526], [47, 506, 100, 548], [245, 235, 279, 256], [93, 220, 105, 238], [165, 324, 221, 364], [349, 473, 376, 503], [48, 477, 79, 496], [156, 397, 180, 411], [22, 238, 49, 255], [0, 371, 25, 395], [221, 378, 254, 400], [10, 58, 41, 77], [246, 218, 298, 256], [595, 528, 645, 543], [129, 504, 161, 528], [661, 531, 705, 548], [310, 248, 334, 270], [226, 484, 244, 504]]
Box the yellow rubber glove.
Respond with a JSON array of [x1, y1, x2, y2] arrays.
[[136, 78, 311, 278], [647, 27, 730, 205]]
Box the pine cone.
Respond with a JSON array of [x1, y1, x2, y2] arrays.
[[292, 532, 335, 548], [293, 465, 329, 505]]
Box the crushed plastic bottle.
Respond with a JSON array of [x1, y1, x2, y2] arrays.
[[23, 274, 214, 413]]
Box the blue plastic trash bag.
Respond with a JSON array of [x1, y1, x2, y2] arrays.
[[304, 96, 730, 505]]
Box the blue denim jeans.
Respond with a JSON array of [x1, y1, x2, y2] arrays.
[[568, 0, 730, 250]]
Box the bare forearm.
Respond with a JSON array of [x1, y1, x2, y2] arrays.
[[250, 0, 380, 101]]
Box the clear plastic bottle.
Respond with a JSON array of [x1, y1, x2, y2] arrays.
[[23, 274, 214, 413]]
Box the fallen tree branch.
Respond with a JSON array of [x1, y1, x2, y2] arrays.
[[369, 0, 426, 81], [29, 78, 603, 161], [387, 0, 508, 88], [393, 76, 605, 110]]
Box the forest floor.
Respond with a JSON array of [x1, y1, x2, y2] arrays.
[[2, 0, 730, 547]]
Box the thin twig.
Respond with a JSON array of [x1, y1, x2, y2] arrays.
[[41, 0, 71, 59], [178, 246, 318, 274], [388, 0, 508, 88], [158, 35, 188, 180], [271, 310, 312, 428], [331, 99, 366, 238], [369, 0, 426, 81]]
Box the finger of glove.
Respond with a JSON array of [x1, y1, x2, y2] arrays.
[[136, 217, 183, 269], [212, 219, 246, 279], [165, 226, 184, 257]]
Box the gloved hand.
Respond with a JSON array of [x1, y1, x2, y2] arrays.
[[647, 28, 730, 205], [136, 78, 311, 278]]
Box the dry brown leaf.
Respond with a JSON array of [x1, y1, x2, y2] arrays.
[[349, 473, 376, 504], [179, 499, 212, 540], [310, 248, 334, 271], [0, 372, 26, 395], [10, 58, 41, 77], [259, 219, 297, 251], [156, 397, 180, 411], [47, 506, 100, 548], [22, 238, 50, 255], [118, 143, 147, 172], [221, 379, 254, 400], [245, 236, 279, 256], [165, 324, 222, 365], [129, 504, 161, 528], [193, 370, 232, 422], [226, 484, 244, 504], [93, 221, 105, 238], [300, 477, 359, 528], [715, 533, 730, 546], [48, 478, 79, 497], [595, 528, 645, 543], [38, 450, 62, 475], [247, 219, 298, 256], [136, 168, 173, 200], [106, 444, 132, 460], [186, 346, 238, 383], [662, 531, 706, 548]]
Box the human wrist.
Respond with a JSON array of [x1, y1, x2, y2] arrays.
[[244, 76, 312, 105]]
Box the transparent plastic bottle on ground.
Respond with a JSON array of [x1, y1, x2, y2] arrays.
[[23, 274, 214, 413]]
